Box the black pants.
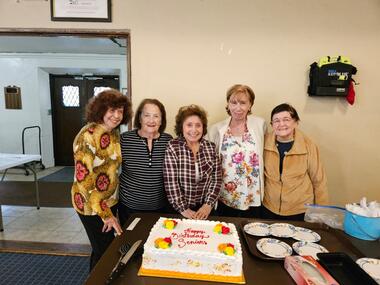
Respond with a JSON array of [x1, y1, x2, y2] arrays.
[[217, 201, 261, 218], [118, 203, 175, 229], [78, 205, 118, 271], [261, 206, 305, 221]]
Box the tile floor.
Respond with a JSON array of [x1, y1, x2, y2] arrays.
[[0, 167, 90, 245]]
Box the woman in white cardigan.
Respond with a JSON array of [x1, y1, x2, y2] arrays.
[[208, 84, 266, 218]]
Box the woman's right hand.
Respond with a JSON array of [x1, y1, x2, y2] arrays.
[[181, 208, 196, 219], [102, 216, 123, 236]]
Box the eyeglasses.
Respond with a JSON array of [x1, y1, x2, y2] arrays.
[[271, 117, 293, 125]]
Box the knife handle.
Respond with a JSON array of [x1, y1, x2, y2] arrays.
[[105, 264, 124, 284], [105, 240, 142, 284]]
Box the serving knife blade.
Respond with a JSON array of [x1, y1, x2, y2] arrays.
[[120, 239, 142, 265]]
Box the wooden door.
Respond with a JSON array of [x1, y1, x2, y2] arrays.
[[50, 75, 119, 166]]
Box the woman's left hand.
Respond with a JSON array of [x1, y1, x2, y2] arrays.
[[194, 204, 212, 220]]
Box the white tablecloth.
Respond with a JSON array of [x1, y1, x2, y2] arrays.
[[0, 153, 41, 171]]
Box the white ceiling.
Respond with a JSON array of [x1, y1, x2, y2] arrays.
[[0, 35, 127, 55]]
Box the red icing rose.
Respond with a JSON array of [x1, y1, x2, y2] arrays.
[[96, 173, 110, 191], [163, 237, 172, 243], [74, 193, 85, 211], [100, 133, 110, 149], [221, 226, 230, 234], [227, 243, 235, 249], [75, 161, 89, 182], [100, 200, 108, 211]]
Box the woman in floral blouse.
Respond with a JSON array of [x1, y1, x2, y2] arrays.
[[71, 89, 132, 270], [208, 84, 266, 218]]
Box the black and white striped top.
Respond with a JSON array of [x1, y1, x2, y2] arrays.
[[119, 129, 173, 210]]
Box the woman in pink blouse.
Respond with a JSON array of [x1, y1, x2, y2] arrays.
[[163, 104, 222, 220], [208, 84, 266, 218]]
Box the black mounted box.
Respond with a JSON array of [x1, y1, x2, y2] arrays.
[[308, 59, 357, 97]]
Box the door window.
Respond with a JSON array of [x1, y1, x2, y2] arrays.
[[62, 85, 80, 107], [94, 86, 111, 96]]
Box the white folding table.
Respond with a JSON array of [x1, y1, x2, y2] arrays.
[[0, 153, 41, 231]]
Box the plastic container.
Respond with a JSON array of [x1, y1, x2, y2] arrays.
[[344, 209, 380, 241], [304, 204, 345, 230]]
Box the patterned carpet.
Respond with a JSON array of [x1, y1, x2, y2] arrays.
[[0, 252, 89, 284]]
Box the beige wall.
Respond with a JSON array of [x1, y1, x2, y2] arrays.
[[1, 0, 379, 205]]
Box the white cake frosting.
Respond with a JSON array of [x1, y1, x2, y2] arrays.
[[141, 217, 243, 277]]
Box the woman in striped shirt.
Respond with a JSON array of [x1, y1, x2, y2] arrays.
[[163, 104, 222, 220], [119, 99, 173, 227]]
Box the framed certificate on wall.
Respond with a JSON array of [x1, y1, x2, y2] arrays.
[[51, 0, 111, 22]]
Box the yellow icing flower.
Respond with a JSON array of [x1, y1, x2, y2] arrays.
[[158, 240, 169, 249], [213, 224, 223, 233], [218, 243, 227, 252], [214, 223, 231, 235], [166, 220, 175, 229], [163, 219, 177, 229], [154, 237, 172, 249], [218, 243, 236, 256], [224, 246, 235, 256], [155, 238, 164, 247]]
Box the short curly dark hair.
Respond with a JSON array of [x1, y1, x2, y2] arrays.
[[174, 104, 208, 137], [133, 98, 167, 133], [86, 88, 132, 125], [270, 103, 300, 122], [225, 84, 255, 116]]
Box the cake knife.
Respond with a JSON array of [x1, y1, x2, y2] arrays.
[[105, 239, 142, 284]]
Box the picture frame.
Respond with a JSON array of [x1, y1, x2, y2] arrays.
[[51, 0, 111, 22]]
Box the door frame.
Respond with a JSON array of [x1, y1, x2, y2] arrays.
[[0, 28, 132, 104], [0, 28, 131, 167]]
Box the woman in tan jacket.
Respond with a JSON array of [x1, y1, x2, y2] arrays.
[[262, 103, 328, 221]]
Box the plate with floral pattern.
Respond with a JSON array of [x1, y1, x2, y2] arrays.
[[292, 241, 328, 259], [256, 238, 292, 258], [356, 258, 380, 284], [244, 222, 270, 237], [293, 227, 321, 242], [269, 223, 296, 238]]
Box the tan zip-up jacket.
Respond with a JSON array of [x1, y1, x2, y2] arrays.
[[263, 129, 328, 215]]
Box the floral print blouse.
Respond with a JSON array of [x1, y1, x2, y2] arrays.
[[219, 127, 261, 210], [71, 123, 121, 220]]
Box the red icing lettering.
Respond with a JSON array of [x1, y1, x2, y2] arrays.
[[171, 227, 210, 248]]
